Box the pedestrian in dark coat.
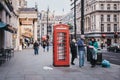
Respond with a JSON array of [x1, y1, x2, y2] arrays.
[[46, 40, 49, 52], [42, 40, 47, 52], [33, 41, 39, 55], [70, 39, 77, 65]]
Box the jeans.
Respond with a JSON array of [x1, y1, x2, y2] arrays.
[[47, 45, 49, 51], [34, 47, 38, 55], [78, 51, 85, 67]]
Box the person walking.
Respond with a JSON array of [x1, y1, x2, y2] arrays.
[[33, 41, 39, 55], [101, 41, 104, 49], [88, 37, 98, 67], [42, 40, 47, 52], [70, 39, 77, 65], [46, 40, 49, 52], [77, 35, 86, 67], [46, 35, 49, 52]]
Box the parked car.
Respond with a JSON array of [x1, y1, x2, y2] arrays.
[[107, 43, 120, 53]]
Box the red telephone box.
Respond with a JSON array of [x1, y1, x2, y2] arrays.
[[53, 24, 70, 67]]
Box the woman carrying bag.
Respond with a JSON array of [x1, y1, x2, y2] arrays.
[[88, 37, 98, 68]]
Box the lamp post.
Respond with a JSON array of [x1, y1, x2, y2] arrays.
[[81, 0, 84, 35], [47, 7, 49, 35], [72, 0, 84, 38], [74, 0, 77, 39]]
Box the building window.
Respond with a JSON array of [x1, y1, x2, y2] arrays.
[[114, 15, 117, 22], [114, 24, 117, 32], [100, 4, 104, 10], [107, 24, 111, 32], [101, 15, 104, 22], [101, 24, 104, 32], [92, 6, 94, 11], [42, 27, 44, 30], [94, 5, 96, 10], [114, 4, 117, 10], [24, 1, 27, 7], [42, 24, 44, 26], [94, 15, 96, 22], [42, 32, 44, 34], [37, 30, 40, 33], [107, 4, 111, 10], [19, 1, 21, 6], [38, 25, 40, 27], [107, 15, 110, 22]]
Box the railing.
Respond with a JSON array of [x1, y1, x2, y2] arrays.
[[0, 48, 14, 65]]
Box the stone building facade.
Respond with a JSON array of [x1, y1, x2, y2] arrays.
[[70, 0, 120, 45], [0, 0, 18, 49], [38, 10, 55, 42], [18, 8, 38, 49]]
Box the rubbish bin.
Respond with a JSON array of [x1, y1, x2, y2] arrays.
[[87, 46, 92, 62], [97, 49, 102, 65]]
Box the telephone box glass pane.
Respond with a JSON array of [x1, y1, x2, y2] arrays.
[[57, 32, 66, 60]]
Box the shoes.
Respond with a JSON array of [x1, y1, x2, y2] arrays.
[[79, 65, 84, 68], [71, 63, 75, 65], [91, 65, 95, 68]]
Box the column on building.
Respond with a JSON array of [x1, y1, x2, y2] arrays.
[[2, 9, 7, 49], [96, 14, 100, 32], [33, 20, 38, 41], [7, 14, 12, 48], [85, 17, 88, 33], [15, 18, 19, 50]]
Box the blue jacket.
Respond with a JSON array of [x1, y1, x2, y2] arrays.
[[77, 39, 85, 51]]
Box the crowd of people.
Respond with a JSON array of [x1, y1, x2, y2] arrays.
[[33, 39, 49, 55], [70, 35, 100, 68], [32, 35, 101, 68]]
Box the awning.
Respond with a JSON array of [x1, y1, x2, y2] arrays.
[[22, 32, 33, 38], [0, 22, 17, 33], [6, 26, 17, 33], [0, 22, 8, 28]]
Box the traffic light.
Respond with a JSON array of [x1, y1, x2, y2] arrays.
[[114, 32, 118, 38]]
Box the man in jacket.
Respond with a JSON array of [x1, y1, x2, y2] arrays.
[[33, 41, 39, 55], [77, 35, 86, 67]]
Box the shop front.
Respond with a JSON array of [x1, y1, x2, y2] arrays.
[[85, 32, 120, 47]]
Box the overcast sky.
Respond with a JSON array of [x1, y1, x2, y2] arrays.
[[26, 0, 71, 15]]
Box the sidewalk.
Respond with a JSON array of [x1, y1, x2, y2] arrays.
[[0, 46, 120, 80]]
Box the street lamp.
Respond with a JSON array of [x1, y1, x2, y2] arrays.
[[71, 0, 84, 38], [81, 0, 84, 35], [47, 7, 49, 35], [74, 0, 77, 39]]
